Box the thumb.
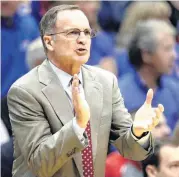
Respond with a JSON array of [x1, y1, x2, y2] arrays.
[[145, 88, 153, 107]]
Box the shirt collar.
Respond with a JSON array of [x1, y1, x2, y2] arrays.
[[49, 60, 83, 90], [134, 71, 163, 91]]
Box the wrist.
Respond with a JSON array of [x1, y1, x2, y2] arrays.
[[76, 120, 87, 128], [132, 126, 143, 138]]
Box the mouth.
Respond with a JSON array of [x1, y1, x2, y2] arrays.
[[75, 48, 88, 55]]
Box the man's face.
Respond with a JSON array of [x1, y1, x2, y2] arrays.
[[1, 1, 20, 17], [156, 145, 179, 177], [152, 114, 171, 140], [47, 10, 91, 66], [149, 33, 176, 75]]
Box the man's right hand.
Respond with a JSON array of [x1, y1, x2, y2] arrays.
[[72, 74, 90, 128]]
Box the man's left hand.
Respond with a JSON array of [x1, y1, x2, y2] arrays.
[[133, 89, 164, 137]]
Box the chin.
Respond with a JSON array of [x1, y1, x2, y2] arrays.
[[74, 56, 89, 64]]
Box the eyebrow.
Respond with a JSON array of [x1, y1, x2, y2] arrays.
[[169, 160, 179, 166], [62, 28, 91, 31]]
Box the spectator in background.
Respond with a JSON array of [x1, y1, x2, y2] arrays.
[[119, 20, 179, 131], [0, 118, 10, 146], [85, 1, 124, 73], [168, 1, 179, 31], [142, 140, 179, 177], [115, 1, 172, 78], [26, 37, 46, 69], [117, 1, 171, 50], [1, 1, 39, 98], [31, 1, 50, 25], [167, 1, 179, 80], [98, 1, 131, 33]]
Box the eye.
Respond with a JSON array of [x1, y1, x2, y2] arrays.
[[84, 30, 91, 36], [68, 30, 80, 36]]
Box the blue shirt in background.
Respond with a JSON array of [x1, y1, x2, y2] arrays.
[[1, 12, 39, 98], [87, 31, 116, 66], [119, 72, 179, 131], [115, 48, 135, 78]]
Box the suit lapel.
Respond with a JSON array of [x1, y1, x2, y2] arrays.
[[39, 60, 74, 125], [82, 65, 103, 160]]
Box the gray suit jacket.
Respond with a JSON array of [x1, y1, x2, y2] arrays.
[[8, 60, 153, 177]]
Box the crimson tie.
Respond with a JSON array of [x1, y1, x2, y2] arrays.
[[82, 121, 94, 177]]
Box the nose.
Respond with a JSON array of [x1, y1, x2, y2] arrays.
[[76, 32, 87, 45]]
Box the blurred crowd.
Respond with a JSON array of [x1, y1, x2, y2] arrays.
[[1, 1, 179, 177]]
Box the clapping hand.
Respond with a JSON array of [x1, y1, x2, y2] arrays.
[[72, 74, 90, 128]]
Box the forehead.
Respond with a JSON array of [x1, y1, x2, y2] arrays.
[[160, 146, 179, 164], [56, 10, 90, 30], [156, 32, 175, 44]]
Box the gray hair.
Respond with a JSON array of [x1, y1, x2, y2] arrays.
[[39, 4, 79, 53], [128, 19, 176, 69], [134, 19, 176, 53]]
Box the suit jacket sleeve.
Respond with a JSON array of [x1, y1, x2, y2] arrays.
[[110, 75, 153, 161], [8, 85, 88, 177]]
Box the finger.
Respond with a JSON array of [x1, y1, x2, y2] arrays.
[[72, 81, 80, 102], [145, 88, 153, 106], [155, 108, 162, 119], [72, 85, 79, 100], [73, 74, 78, 79], [73, 74, 79, 84], [154, 108, 162, 125], [72, 79, 79, 88], [158, 104, 164, 113], [72, 76, 79, 88]]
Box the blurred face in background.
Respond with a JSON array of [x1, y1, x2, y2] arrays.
[[152, 114, 171, 140], [147, 32, 176, 75], [146, 145, 179, 177], [76, 1, 99, 28], [156, 145, 179, 177], [1, 1, 20, 17]]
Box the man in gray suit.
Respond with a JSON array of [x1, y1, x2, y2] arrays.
[[8, 5, 164, 177]]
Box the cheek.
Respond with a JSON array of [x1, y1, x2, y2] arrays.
[[56, 41, 74, 53]]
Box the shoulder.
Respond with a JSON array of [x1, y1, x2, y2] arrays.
[[83, 64, 116, 85], [8, 67, 40, 95], [162, 76, 179, 90]]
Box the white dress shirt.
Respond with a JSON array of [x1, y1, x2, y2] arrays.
[[49, 61, 150, 148]]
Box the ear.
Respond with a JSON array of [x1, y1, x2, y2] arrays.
[[146, 165, 158, 177], [43, 35, 54, 52], [142, 50, 153, 65]]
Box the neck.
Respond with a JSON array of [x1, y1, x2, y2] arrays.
[[138, 65, 161, 91], [48, 55, 81, 76]]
